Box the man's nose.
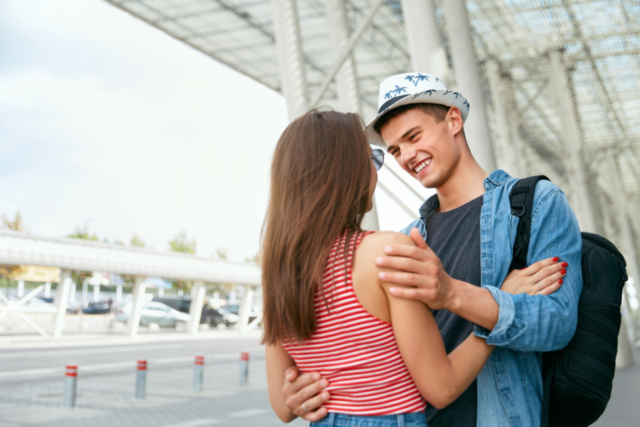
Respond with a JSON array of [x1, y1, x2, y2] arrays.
[[400, 145, 416, 165]]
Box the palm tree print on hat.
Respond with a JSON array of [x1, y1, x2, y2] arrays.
[[392, 85, 408, 96], [414, 73, 429, 86], [463, 100, 470, 108], [452, 92, 460, 99], [384, 90, 393, 100], [444, 90, 452, 96], [404, 75, 415, 85]]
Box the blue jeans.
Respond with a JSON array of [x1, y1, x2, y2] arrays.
[[310, 413, 427, 427]]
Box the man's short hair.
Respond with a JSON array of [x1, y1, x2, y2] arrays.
[[373, 103, 450, 136]]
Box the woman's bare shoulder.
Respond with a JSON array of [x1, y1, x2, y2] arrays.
[[358, 231, 415, 258]]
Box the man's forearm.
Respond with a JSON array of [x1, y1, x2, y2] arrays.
[[446, 279, 499, 331]]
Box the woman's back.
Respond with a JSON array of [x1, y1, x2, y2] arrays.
[[283, 230, 425, 415]]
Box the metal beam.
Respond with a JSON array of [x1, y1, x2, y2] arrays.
[[377, 182, 418, 220], [272, 0, 309, 120], [442, 0, 496, 172], [310, 0, 385, 108], [400, 0, 451, 82], [548, 49, 601, 233], [324, 0, 360, 113], [486, 59, 516, 175]]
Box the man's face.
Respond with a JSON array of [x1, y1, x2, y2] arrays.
[[380, 107, 462, 189]]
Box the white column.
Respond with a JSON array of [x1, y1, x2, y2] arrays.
[[324, 0, 360, 113], [69, 282, 76, 304], [238, 286, 254, 332], [188, 281, 206, 336], [617, 286, 635, 368], [158, 287, 164, 297], [505, 79, 526, 177], [606, 149, 640, 299], [400, 0, 450, 81], [82, 281, 88, 303], [485, 59, 515, 175], [548, 49, 600, 234], [17, 280, 24, 298], [362, 195, 380, 231], [442, 0, 496, 172], [229, 287, 237, 303], [93, 284, 100, 302], [129, 276, 146, 338], [115, 284, 123, 303], [272, 0, 309, 121], [53, 270, 72, 338], [44, 282, 51, 298]]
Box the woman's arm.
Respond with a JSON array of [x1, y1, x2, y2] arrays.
[[266, 342, 298, 422], [500, 256, 567, 296], [359, 232, 494, 409]]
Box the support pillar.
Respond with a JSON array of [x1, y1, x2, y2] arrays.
[[69, 282, 76, 304], [486, 59, 515, 175], [53, 270, 72, 338], [272, 0, 309, 121], [188, 281, 206, 336], [548, 49, 600, 233], [362, 195, 380, 231], [442, 0, 496, 172], [505, 79, 526, 177], [115, 284, 123, 303], [129, 276, 146, 338], [400, 0, 450, 81], [324, 0, 360, 113], [44, 282, 51, 298], [605, 149, 640, 299], [238, 286, 254, 332], [617, 286, 635, 368], [17, 280, 24, 298], [93, 284, 100, 302]]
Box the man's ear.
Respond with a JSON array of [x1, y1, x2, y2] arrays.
[[447, 107, 464, 136]]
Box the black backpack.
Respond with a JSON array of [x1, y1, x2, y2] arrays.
[[509, 176, 628, 427]]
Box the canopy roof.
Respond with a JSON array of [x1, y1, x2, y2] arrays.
[[106, 0, 640, 230]]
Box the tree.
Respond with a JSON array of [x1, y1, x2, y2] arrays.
[[169, 230, 196, 255], [245, 251, 262, 265], [2, 211, 27, 232], [215, 248, 228, 260], [68, 225, 99, 241], [130, 234, 146, 248]]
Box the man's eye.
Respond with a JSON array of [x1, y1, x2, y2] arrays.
[[410, 133, 419, 141]]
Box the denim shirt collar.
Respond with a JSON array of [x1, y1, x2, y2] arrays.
[[418, 169, 510, 220]]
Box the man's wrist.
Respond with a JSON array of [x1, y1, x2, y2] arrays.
[[443, 278, 464, 312]]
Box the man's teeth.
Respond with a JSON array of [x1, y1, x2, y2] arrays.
[[414, 159, 431, 173]]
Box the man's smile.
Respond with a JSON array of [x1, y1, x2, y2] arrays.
[[412, 158, 432, 175]]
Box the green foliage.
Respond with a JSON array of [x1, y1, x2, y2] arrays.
[[68, 225, 99, 241], [169, 230, 196, 255], [216, 248, 228, 260], [130, 234, 146, 248], [245, 251, 262, 265]]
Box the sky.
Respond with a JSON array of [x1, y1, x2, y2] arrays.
[[0, 0, 433, 262]]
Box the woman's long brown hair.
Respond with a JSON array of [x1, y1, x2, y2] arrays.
[[261, 109, 372, 345]]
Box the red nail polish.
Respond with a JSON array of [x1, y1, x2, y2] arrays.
[[561, 262, 568, 267], [553, 257, 560, 262], [559, 279, 564, 284], [561, 269, 566, 275]]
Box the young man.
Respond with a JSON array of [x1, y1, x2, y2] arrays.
[[280, 73, 582, 427]]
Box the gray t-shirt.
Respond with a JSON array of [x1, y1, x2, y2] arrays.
[[423, 195, 483, 427]]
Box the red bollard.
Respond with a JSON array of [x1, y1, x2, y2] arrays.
[[63, 365, 77, 409], [193, 356, 204, 392], [240, 352, 249, 385], [136, 360, 147, 399]]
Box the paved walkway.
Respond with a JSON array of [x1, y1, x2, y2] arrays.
[[593, 349, 640, 426]]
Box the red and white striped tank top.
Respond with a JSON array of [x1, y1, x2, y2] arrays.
[[283, 230, 425, 415]]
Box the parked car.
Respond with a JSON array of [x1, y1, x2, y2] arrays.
[[82, 301, 111, 315], [115, 301, 190, 331], [152, 296, 238, 327]]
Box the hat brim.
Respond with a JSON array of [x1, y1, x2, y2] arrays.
[[365, 90, 470, 147]]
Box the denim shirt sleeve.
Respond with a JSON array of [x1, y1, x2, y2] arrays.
[[474, 188, 583, 351]]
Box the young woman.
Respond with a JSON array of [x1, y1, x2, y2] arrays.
[[262, 110, 566, 426]]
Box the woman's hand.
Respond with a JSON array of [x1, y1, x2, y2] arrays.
[[501, 257, 568, 296]]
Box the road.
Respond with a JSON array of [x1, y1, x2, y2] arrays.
[[0, 333, 306, 427]]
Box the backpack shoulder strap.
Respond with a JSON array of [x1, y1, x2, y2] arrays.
[[508, 175, 550, 271]]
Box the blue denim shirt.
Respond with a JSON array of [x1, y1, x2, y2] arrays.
[[400, 170, 582, 427]]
